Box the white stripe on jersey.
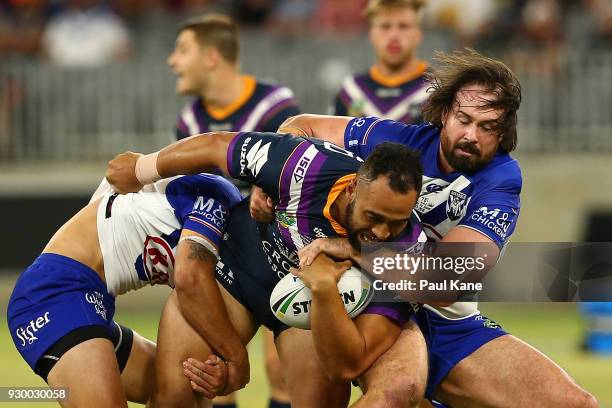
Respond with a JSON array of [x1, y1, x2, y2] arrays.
[[342, 76, 429, 121], [285, 144, 319, 250], [240, 87, 295, 131], [181, 105, 200, 135]]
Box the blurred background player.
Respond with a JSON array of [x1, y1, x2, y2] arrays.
[[167, 13, 296, 408], [333, 0, 429, 124]]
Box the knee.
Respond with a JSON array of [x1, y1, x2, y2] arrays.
[[153, 381, 205, 408], [365, 375, 425, 408]]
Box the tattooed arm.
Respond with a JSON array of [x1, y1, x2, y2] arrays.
[[173, 230, 249, 394]]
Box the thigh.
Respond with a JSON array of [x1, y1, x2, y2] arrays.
[[276, 328, 350, 408], [436, 334, 597, 408], [154, 287, 258, 407], [118, 326, 156, 404], [47, 337, 127, 408], [263, 328, 290, 401], [355, 320, 428, 408]]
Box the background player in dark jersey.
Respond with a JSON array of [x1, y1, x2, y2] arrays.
[[333, 0, 429, 124], [258, 49, 598, 407], [167, 14, 298, 408], [105, 131, 426, 407], [169, 14, 299, 138]]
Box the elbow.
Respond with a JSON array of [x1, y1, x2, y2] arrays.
[[173, 265, 199, 297]]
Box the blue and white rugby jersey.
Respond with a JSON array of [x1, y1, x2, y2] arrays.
[[344, 117, 522, 318], [176, 76, 299, 139], [95, 175, 242, 296], [333, 63, 429, 124], [226, 132, 426, 280]]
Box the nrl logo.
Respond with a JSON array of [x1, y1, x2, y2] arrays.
[[276, 211, 296, 228]]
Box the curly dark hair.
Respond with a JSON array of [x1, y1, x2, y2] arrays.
[[422, 48, 522, 152], [358, 142, 423, 193]]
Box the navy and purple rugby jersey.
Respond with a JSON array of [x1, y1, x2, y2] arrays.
[[176, 76, 299, 139], [333, 63, 429, 124], [344, 117, 522, 318], [226, 132, 426, 280]]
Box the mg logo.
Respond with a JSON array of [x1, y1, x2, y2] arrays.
[[143, 236, 175, 285]]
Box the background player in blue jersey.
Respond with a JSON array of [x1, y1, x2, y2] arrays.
[[6, 174, 245, 407], [333, 0, 429, 124], [167, 13, 299, 408], [105, 130, 427, 407], [260, 49, 598, 407]]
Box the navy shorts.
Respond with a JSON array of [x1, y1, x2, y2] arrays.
[[216, 199, 291, 334], [7, 254, 118, 374], [413, 306, 507, 400]]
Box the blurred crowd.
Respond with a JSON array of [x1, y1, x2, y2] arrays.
[[0, 0, 610, 67]]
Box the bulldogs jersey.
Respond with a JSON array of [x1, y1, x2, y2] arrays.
[[226, 132, 426, 284], [344, 117, 522, 318], [333, 63, 429, 124], [96, 174, 242, 295], [176, 76, 299, 139]]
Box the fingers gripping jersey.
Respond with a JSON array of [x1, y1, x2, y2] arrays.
[[96, 174, 242, 295], [226, 132, 426, 282]]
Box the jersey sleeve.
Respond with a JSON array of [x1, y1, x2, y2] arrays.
[[458, 189, 520, 248], [226, 132, 307, 200], [167, 175, 243, 254], [360, 301, 413, 326], [343, 117, 417, 158]]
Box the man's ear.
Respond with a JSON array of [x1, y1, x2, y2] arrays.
[[346, 177, 358, 200]]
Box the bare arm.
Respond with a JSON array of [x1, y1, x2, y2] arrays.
[[278, 114, 353, 147], [173, 230, 249, 394], [293, 254, 401, 381], [106, 131, 238, 193]]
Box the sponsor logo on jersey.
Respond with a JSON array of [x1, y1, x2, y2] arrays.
[[193, 197, 227, 228], [375, 87, 401, 98], [469, 206, 513, 240], [208, 122, 233, 132], [143, 236, 175, 286], [215, 260, 234, 285], [446, 190, 468, 221], [423, 183, 445, 195], [276, 211, 296, 228], [85, 291, 108, 320], [245, 139, 271, 177], [293, 155, 312, 183], [15, 312, 51, 347]]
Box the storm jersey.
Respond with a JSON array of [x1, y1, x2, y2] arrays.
[[344, 117, 522, 318], [333, 63, 429, 124], [226, 132, 426, 284], [95, 174, 242, 295], [176, 76, 299, 139]]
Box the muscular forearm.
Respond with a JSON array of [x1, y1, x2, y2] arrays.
[[156, 131, 238, 178], [310, 282, 368, 381], [175, 266, 246, 363]]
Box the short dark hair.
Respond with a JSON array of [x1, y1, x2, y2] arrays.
[[178, 13, 239, 64], [358, 142, 423, 193], [422, 48, 522, 152]]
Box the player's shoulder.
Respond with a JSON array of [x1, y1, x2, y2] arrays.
[[253, 77, 296, 97], [473, 152, 522, 192], [165, 174, 242, 206]]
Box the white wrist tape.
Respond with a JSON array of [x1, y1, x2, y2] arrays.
[[135, 152, 161, 185]]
